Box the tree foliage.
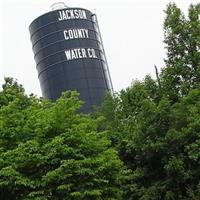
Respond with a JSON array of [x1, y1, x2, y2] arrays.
[[161, 3, 200, 101], [97, 3, 200, 200], [0, 78, 127, 199]]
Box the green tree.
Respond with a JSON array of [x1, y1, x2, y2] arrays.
[[0, 78, 127, 199], [97, 3, 200, 199], [99, 82, 200, 200], [0, 78, 37, 150], [161, 3, 200, 102]]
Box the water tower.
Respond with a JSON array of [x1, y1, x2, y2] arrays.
[[29, 3, 113, 112]]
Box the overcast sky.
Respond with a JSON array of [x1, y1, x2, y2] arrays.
[[0, 0, 199, 97]]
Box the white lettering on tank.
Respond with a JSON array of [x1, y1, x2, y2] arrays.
[[87, 48, 97, 58], [58, 9, 87, 21], [64, 48, 88, 60], [63, 29, 89, 40]]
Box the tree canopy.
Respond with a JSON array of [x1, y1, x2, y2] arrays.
[[97, 3, 200, 200], [0, 78, 127, 199]]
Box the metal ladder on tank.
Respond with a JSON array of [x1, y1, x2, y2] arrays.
[[91, 13, 114, 95]]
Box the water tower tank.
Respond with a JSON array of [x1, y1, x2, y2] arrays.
[[29, 3, 113, 112]]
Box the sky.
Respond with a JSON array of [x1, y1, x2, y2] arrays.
[[0, 0, 199, 97]]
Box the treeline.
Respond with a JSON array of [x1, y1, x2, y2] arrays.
[[0, 3, 200, 200]]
